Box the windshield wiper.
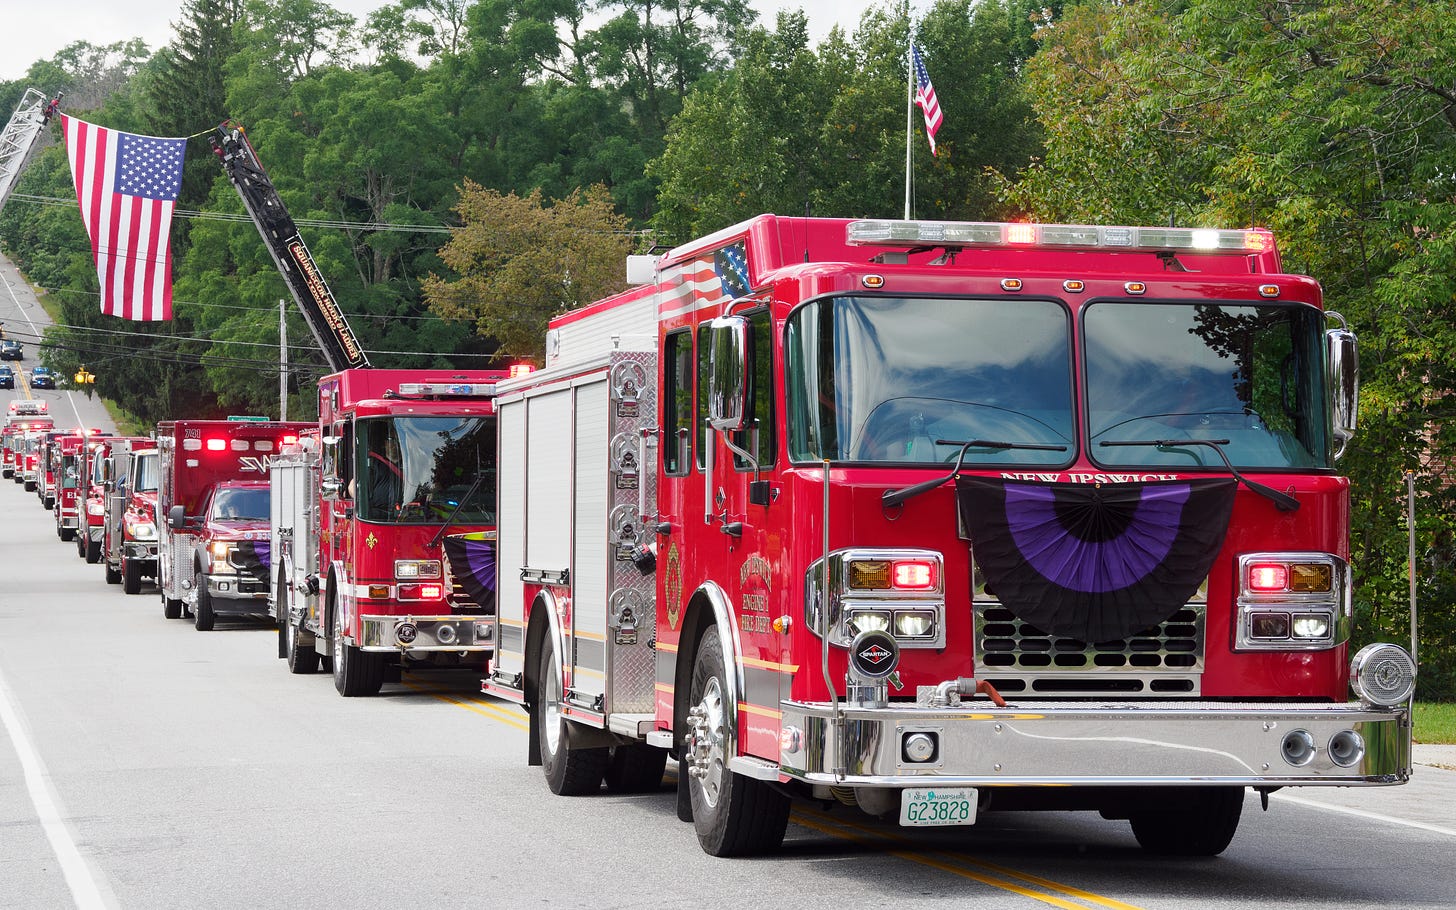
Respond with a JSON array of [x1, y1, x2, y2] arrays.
[[882, 439, 1069, 509], [1099, 439, 1299, 512]]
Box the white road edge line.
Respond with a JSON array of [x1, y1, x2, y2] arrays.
[[1271, 792, 1456, 837], [0, 665, 116, 909]]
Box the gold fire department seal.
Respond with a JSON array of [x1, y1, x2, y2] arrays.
[[665, 542, 683, 630]]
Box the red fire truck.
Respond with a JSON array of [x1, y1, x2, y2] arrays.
[[3, 402, 53, 480], [484, 214, 1417, 857], [156, 418, 309, 626], [102, 437, 159, 589], [51, 431, 90, 541], [270, 370, 514, 695], [75, 435, 127, 562]]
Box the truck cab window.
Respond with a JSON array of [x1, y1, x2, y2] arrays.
[[732, 308, 775, 470], [663, 329, 693, 475]]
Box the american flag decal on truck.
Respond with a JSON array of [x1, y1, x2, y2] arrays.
[[658, 240, 751, 320]]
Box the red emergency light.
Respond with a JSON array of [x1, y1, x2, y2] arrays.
[[509, 363, 535, 379], [281, 435, 298, 446], [206, 438, 227, 451]]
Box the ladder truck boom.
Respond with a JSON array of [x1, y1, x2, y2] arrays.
[[0, 89, 61, 218], [209, 122, 371, 371]]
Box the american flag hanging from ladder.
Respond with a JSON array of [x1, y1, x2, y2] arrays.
[[912, 44, 943, 156]]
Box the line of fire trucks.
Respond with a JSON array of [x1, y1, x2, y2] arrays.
[[3, 209, 1426, 863]]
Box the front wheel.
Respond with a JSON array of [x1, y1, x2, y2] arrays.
[[1128, 787, 1244, 856], [537, 635, 608, 795], [193, 571, 215, 631], [122, 557, 142, 595], [86, 537, 101, 564], [331, 603, 383, 696], [685, 626, 790, 856]]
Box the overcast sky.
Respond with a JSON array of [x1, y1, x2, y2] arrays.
[[1, 0, 882, 85]]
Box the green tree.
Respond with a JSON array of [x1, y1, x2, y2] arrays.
[[423, 181, 631, 359]]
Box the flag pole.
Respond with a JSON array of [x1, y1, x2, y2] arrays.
[[905, 33, 914, 220]]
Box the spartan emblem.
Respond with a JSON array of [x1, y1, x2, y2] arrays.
[[239, 455, 270, 474]]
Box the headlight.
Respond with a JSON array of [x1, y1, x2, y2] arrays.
[[894, 610, 937, 639], [395, 559, 442, 580], [1350, 643, 1416, 707], [87, 502, 104, 516], [210, 540, 232, 560], [806, 549, 946, 649], [848, 611, 891, 635], [1236, 552, 1348, 651], [131, 521, 157, 540]]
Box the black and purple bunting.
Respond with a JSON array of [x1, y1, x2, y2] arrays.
[[443, 532, 497, 611], [956, 477, 1236, 642]]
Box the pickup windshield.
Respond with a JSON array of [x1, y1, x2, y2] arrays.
[[1086, 302, 1330, 470], [355, 416, 496, 524], [785, 296, 1075, 465]]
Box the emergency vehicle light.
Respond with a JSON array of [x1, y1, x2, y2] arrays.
[[509, 364, 535, 379], [846, 219, 1275, 255], [207, 438, 226, 451], [396, 382, 497, 398]]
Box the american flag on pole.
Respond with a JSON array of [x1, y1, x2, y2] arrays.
[[912, 45, 944, 156], [62, 115, 186, 321]]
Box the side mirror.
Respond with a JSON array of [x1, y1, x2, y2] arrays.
[[168, 504, 186, 531], [707, 315, 749, 432], [321, 478, 345, 501], [1326, 314, 1358, 460]]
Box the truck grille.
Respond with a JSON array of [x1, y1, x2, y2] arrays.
[[974, 603, 1205, 696]]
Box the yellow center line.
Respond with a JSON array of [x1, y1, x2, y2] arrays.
[[793, 808, 1147, 910], [402, 682, 530, 731]]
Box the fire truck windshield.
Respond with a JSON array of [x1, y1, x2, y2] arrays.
[[355, 415, 496, 524], [785, 296, 1075, 465], [1086, 302, 1330, 470]]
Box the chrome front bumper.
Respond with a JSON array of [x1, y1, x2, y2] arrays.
[[359, 614, 497, 653], [778, 700, 1410, 787], [123, 542, 158, 562]]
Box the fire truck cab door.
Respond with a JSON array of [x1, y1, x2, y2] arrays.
[[693, 310, 785, 756]]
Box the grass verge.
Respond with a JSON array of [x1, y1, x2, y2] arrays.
[[1415, 702, 1456, 745]]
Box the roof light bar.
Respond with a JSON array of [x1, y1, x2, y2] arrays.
[[846, 219, 1275, 255], [396, 382, 497, 398]]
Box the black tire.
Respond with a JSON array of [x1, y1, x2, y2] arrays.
[[275, 581, 288, 660], [85, 537, 101, 564], [122, 558, 142, 595], [105, 563, 121, 585], [331, 602, 383, 696], [193, 571, 215, 631], [537, 636, 609, 795], [75, 530, 86, 558], [282, 581, 319, 674], [1129, 787, 1244, 857], [604, 743, 669, 794], [686, 626, 790, 856]]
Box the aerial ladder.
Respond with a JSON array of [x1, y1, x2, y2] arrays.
[[210, 122, 371, 371], [0, 89, 61, 219]]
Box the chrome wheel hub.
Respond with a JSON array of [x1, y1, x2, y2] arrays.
[[686, 677, 726, 808]]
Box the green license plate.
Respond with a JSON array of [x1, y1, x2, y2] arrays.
[[899, 788, 978, 827]]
